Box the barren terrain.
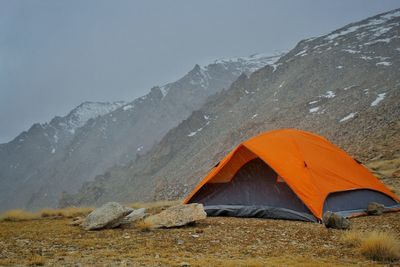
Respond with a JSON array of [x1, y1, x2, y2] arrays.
[[0, 158, 399, 266], [0, 213, 399, 266]]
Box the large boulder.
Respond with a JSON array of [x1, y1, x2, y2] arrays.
[[82, 202, 132, 230], [367, 202, 384, 215], [323, 211, 350, 230], [143, 203, 206, 229], [116, 208, 147, 227]]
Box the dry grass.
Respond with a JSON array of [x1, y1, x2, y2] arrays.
[[40, 207, 93, 218], [342, 230, 363, 247], [360, 231, 400, 262], [365, 157, 400, 196], [0, 206, 93, 222], [1, 213, 400, 266], [366, 158, 400, 177], [26, 255, 45, 266], [135, 218, 154, 231], [0, 209, 40, 221]]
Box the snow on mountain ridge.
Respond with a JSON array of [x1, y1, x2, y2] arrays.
[[60, 101, 125, 133], [324, 9, 400, 41], [153, 53, 285, 99], [213, 52, 284, 72]]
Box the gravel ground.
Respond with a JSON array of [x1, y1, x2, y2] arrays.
[[0, 212, 399, 266]]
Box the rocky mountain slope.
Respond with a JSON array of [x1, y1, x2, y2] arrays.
[[0, 54, 281, 211], [63, 8, 400, 206], [0, 101, 125, 211]]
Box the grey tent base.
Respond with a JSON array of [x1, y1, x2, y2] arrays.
[[334, 204, 400, 218], [204, 205, 318, 222]]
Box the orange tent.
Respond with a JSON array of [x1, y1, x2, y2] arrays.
[[184, 129, 399, 221]]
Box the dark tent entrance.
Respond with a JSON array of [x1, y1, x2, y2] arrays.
[[190, 158, 398, 222], [190, 158, 317, 221]]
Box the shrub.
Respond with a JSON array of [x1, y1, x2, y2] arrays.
[[360, 231, 400, 262], [40, 207, 93, 218], [342, 230, 363, 247], [0, 207, 93, 222], [135, 219, 154, 232], [26, 255, 45, 266]]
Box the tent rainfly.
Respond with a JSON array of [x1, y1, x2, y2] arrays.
[[184, 129, 400, 222]]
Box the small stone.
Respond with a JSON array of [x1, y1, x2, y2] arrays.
[[179, 262, 190, 267], [322, 211, 350, 230], [367, 202, 384, 215], [177, 239, 184, 245], [119, 208, 146, 226], [69, 217, 84, 226]]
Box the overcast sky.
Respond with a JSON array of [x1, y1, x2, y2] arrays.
[[1, 0, 399, 143]]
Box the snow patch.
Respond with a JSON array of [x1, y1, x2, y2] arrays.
[[339, 112, 357, 122], [251, 114, 258, 119], [326, 25, 364, 40], [63, 102, 124, 133], [321, 91, 336, 98], [187, 121, 210, 137], [343, 49, 360, 54], [336, 66, 343, 69], [343, 85, 357, 91], [365, 38, 394, 45], [324, 10, 400, 41], [308, 100, 319, 105], [294, 50, 307, 57], [370, 93, 386, 106], [137, 145, 144, 152], [376, 61, 392, 66], [214, 52, 283, 74], [122, 104, 133, 111], [160, 85, 169, 97], [53, 134, 58, 143], [360, 55, 374, 60], [309, 107, 320, 113]]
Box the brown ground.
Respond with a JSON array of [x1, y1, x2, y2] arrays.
[[0, 158, 399, 267], [0, 212, 399, 266]]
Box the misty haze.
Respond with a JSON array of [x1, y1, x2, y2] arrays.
[[1, 1, 400, 266]]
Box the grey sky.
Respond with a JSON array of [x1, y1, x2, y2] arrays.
[[1, 0, 399, 143]]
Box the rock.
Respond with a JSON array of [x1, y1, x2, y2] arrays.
[[143, 203, 206, 229], [116, 208, 146, 227], [82, 202, 132, 230], [322, 211, 350, 230], [367, 202, 384, 215]]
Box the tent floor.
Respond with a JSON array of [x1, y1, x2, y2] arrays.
[[204, 205, 317, 222], [204, 204, 400, 222]]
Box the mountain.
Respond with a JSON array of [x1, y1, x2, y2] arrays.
[[0, 101, 125, 211], [0, 53, 282, 212], [63, 9, 400, 207]]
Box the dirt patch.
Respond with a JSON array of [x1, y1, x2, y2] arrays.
[[0, 212, 399, 266]]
